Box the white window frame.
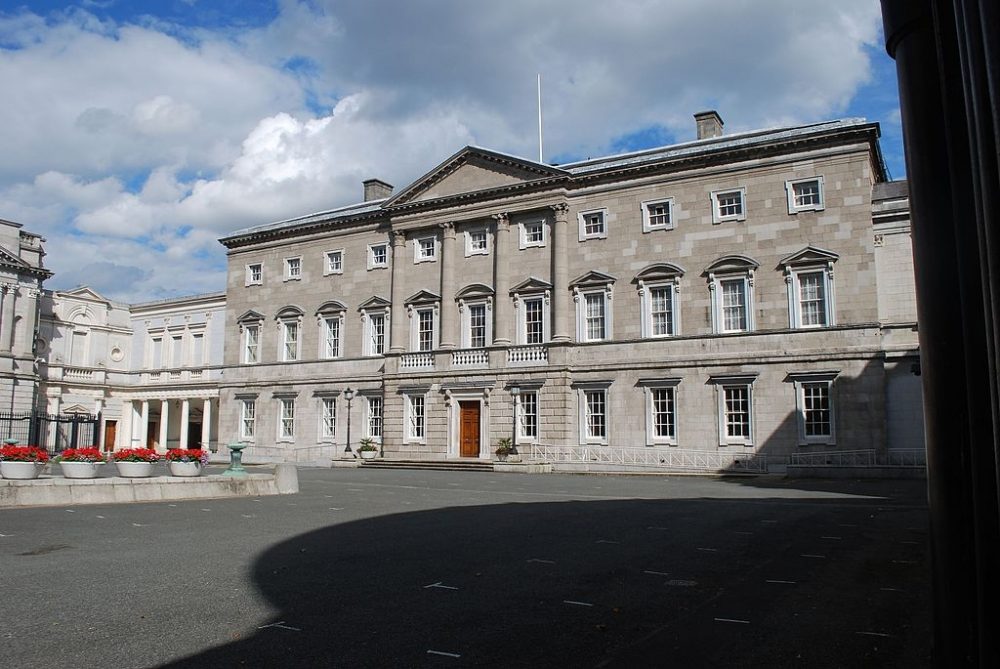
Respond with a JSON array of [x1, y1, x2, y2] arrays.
[[711, 374, 757, 447], [319, 396, 337, 441], [413, 235, 438, 263], [709, 272, 754, 334], [460, 299, 492, 348], [639, 280, 680, 338], [368, 243, 388, 270], [575, 382, 612, 445], [279, 319, 301, 362], [149, 333, 163, 369], [639, 379, 680, 446], [170, 333, 184, 367], [321, 314, 343, 358], [405, 393, 426, 443], [242, 323, 260, 364], [409, 305, 439, 352], [366, 395, 383, 441], [518, 219, 546, 249], [363, 310, 388, 356], [245, 263, 262, 286], [239, 399, 256, 440], [514, 292, 550, 345], [277, 397, 295, 441], [785, 176, 825, 214], [711, 187, 747, 224], [464, 228, 489, 256], [284, 256, 302, 281], [574, 286, 613, 342], [324, 249, 344, 275], [786, 266, 835, 329], [517, 389, 539, 442], [790, 372, 838, 446], [189, 330, 205, 367], [641, 198, 675, 233], [577, 208, 609, 241]]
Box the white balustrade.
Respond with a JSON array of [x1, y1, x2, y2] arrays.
[[452, 349, 489, 368], [507, 345, 548, 366]]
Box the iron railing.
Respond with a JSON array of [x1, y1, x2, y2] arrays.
[[0, 410, 100, 453]]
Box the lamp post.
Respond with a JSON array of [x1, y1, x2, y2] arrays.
[[343, 387, 355, 458], [509, 383, 520, 456]]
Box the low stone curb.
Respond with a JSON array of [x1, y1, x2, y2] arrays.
[[0, 470, 297, 508]]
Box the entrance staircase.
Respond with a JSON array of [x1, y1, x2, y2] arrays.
[[360, 458, 495, 472]]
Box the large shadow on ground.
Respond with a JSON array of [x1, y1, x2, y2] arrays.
[[164, 491, 929, 668]]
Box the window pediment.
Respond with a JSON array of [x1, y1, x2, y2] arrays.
[[237, 309, 265, 324], [569, 270, 616, 289], [778, 245, 839, 268], [275, 305, 305, 320], [405, 289, 441, 306], [704, 255, 759, 276], [510, 277, 553, 295], [358, 296, 391, 311], [632, 263, 685, 284], [315, 300, 348, 316], [456, 283, 494, 300]]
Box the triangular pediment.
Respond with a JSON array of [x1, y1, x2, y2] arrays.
[[387, 147, 568, 206], [405, 289, 441, 305], [236, 309, 265, 323], [62, 404, 92, 415], [358, 296, 391, 311], [510, 277, 553, 295], [59, 286, 108, 303], [0, 245, 28, 268], [569, 270, 617, 288], [778, 245, 839, 268]]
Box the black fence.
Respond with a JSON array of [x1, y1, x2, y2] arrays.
[[0, 411, 100, 452]]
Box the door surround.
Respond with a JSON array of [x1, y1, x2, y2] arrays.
[[446, 390, 490, 459]]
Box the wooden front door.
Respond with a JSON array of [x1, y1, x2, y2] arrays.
[[103, 421, 117, 452], [459, 401, 480, 457]]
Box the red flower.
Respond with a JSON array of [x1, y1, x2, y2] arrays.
[[0, 446, 50, 462], [112, 448, 161, 463], [57, 448, 105, 463], [165, 449, 209, 465]]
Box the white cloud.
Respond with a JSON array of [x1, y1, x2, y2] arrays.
[[0, 0, 888, 302]]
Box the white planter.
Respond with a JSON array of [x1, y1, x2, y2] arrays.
[[360, 450, 378, 460], [115, 461, 156, 478], [0, 461, 44, 480], [168, 461, 202, 477], [59, 461, 103, 479]]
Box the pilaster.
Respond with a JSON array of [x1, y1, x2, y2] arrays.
[[493, 213, 512, 345]]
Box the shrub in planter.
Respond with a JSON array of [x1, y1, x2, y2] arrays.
[[494, 437, 513, 461], [358, 438, 379, 459]]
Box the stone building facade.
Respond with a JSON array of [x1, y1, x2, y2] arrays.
[[0, 218, 51, 416], [217, 113, 922, 465], [36, 288, 225, 451]]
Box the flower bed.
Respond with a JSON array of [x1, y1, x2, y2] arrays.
[[56, 448, 105, 463], [164, 449, 209, 465], [112, 448, 161, 463]]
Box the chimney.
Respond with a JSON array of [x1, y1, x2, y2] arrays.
[[694, 110, 724, 140], [363, 178, 393, 202]]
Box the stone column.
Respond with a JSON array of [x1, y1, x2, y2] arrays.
[[0, 284, 15, 353], [492, 213, 512, 345], [140, 400, 150, 448], [180, 398, 190, 449], [389, 230, 408, 353], [439, 222, 458, 349], [550, 204, 571, 342], [159, 399, 169, 451], [203, 398, 213, 450], [16, 288, 38, 356]]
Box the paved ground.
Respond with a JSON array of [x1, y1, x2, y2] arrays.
[[0, 468, 930, 668]]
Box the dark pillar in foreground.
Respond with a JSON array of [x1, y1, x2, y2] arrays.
[[881, 1, 1000, 666]]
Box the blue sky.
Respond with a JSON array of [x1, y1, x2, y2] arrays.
[[0, 0, 903, 302]]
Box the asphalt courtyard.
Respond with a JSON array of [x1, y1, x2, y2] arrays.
[[0, 468, 929, 668]]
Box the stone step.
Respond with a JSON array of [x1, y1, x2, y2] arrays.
[[360, 459, 495, 472]]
